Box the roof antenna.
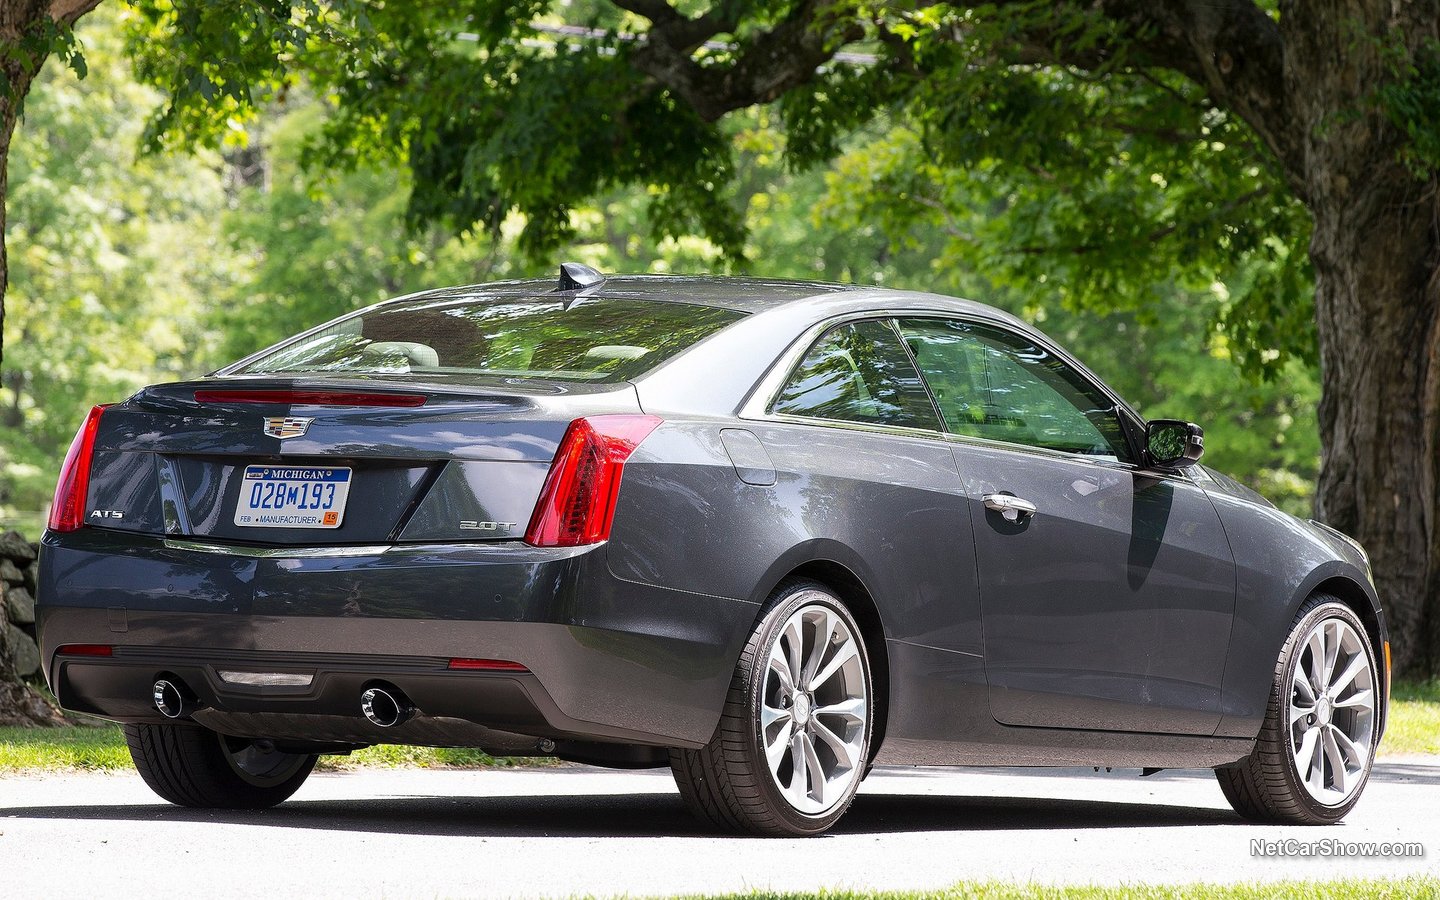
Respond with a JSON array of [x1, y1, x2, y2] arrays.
[[556, 262, 605, 293]]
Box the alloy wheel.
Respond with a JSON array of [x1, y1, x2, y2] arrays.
[[760, 600, 869, 815], [1288, 616, 1376, 805]]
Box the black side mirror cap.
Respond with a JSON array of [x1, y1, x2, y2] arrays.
[[1146, 419, 1205, 469]]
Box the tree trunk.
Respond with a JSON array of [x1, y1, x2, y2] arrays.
[[1310, 189, 1440, 677], [1285, 2, 1440, 677]]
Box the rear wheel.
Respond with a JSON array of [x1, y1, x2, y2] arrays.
[[671, 581, 873, 836], [1216, 595, 1379, 824], [125, 723, 317, 808]]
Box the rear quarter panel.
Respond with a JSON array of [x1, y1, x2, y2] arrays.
[[606, 418, 982, 656]]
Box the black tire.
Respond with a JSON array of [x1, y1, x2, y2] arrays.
[[1215, 594, 1379, 824], [671, 579, 874, 836], [125, 723, 317, 809]]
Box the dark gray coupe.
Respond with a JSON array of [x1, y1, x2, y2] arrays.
[[37, 265, 1387, 835]]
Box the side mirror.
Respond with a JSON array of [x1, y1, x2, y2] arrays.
[[1145, 419, 1205, 469]]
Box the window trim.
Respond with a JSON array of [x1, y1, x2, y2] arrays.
[[740, 309, 1152, 470]]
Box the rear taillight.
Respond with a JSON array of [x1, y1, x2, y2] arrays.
[[47, 404, 109, 533], [524, 415, 662, 547]]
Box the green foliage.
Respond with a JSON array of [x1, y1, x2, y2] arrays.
[[1, 8, 240, 520], [0, 14, 87, 101], [1376, 39, 1440, 179]]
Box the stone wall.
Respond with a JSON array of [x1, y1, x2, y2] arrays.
[[0, 530, 67, 724], [0, 530, 40, 680]]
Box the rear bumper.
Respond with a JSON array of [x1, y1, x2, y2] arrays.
[[37, 529, 758, 748]]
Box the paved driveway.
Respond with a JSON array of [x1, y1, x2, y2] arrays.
[[1, 760, 1436, 897]]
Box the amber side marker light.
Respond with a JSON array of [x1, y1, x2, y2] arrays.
[[1384, 641, 1392, 708], [58, 644, 113, 657], [448, 658, 529, 672]]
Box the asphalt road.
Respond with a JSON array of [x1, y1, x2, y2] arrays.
[[1, 759, 1437, 898]]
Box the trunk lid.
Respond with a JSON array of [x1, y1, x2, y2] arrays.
[[84, 376, 641, 545]]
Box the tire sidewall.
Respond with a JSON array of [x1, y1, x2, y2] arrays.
[[743, 583, 873, 835], [1274, 599, 1379, 823]]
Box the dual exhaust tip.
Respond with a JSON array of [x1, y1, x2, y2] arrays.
[[153, 677, 413, 728]]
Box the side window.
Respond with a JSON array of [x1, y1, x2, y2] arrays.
[[896, 317, 1132, 462], [772, 320, 941, 431]]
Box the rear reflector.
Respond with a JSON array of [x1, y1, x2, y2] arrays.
[[448, 658, 529, 672], [58, 644, 113, 657], [194, 389, 427, 407], [524, 415, 662, 547], [48, 405, 110, 534]]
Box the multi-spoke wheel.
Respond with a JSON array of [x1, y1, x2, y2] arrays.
[[1216, 594, 1380, 824], [125, 723, 317, 808], [671, 580, 873, 835]]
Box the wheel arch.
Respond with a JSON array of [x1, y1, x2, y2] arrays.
[[1304, 572, 1389, 735], [753, 547, 892, 765]]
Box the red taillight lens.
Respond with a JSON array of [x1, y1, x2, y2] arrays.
[[193, 390, 427, 407], [47, 405, 109, 533], [524, 415, 662, 547], [448, 657, 529, 672], [58, 644, 113, 657]]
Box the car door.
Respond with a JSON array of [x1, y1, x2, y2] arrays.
[[895, 316, 1237, 735]]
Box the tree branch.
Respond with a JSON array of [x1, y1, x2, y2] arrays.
[[47, 0, 100, 26], [987, 1, 1303, 195], [621, 0, 862, 122]]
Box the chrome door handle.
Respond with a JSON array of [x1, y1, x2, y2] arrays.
[[983, 493, 1037, 523]]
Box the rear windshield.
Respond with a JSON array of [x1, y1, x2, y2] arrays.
[[231, 296, 745, 382]]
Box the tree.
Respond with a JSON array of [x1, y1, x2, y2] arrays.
[[127, 1, 1440, 674]]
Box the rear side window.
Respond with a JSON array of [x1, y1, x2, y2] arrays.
[[231, 297, 745, 383], [771, 320, 941, 431], [897, 317, 1132, 461]]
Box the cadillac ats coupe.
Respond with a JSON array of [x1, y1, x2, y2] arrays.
[[38, 265, 1387, 835]]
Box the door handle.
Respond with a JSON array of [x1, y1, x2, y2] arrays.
[[983, 493, 1037, 523]]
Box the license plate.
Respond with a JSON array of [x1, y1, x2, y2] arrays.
[[234, 465, 352, 529]]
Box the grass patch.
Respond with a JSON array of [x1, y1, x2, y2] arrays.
[[702, 879, 1438, 899], [0, 725, 131, 772], [0, 725, 544, 774], [1382, 678, 1440, 755]]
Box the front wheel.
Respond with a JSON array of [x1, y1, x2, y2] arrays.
[[125, 723, 317, 808], [672, 581, 873, 836], [1216, 595, 1379, 824]]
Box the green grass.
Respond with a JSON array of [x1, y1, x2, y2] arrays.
[[0, 724, 132, 772], [0, 725, 544, 773], [1, 679, 1436, 774], [1382, 678, 1440, 755], [697, 880, 1439, 899]]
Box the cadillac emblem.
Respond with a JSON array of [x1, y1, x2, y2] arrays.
[[263, 416, 314, 439]]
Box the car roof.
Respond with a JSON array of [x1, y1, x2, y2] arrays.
[[382, 272, 1022, 322]]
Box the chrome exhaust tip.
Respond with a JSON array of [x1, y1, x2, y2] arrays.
[[152, 679, 195, 719], [360, 685, 412, 728]]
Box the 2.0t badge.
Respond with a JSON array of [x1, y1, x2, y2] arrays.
[[263, 416, 314, 439]]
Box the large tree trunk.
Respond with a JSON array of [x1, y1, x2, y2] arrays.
[[1311, 191, 1440, 677], [1286, 1, 1440, 676]]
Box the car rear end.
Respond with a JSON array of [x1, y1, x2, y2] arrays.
[[36, 286, 756, 760]]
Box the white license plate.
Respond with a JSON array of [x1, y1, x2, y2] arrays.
[[234, 465, 352, 529]]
